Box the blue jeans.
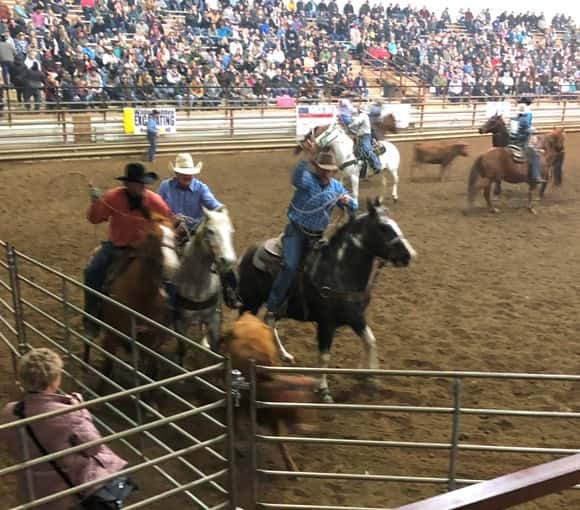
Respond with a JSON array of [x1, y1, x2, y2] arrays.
[[266, 222, 310, 313], [526, 147, 540, 181], [147, 131, 157, 162], [0, 62, 11, 85], [84, 241, 120, 319], [359, 133, 382, 172]]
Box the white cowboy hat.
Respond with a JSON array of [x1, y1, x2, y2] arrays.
[[169, 153, 203, 175], [517, 103, 528, 114]]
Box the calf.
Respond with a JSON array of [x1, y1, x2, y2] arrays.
[[411, 141, 469, 182], [220, 312, 316, 472]]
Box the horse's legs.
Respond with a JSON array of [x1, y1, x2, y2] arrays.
[[383, 165, 399, 202], [317, 322, 336, 403], [493, 180, 502, 197], [439, 163, 450, 182], [527, 185, 537, 214], [352, 323, 379, 370], [410, 161, 417, 182], [206, 308, 222, 352], [483, 182, 499, 213]]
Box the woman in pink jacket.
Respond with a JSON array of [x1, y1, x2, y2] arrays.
[[0, 348, 127, 509]]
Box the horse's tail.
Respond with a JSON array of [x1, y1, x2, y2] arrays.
[[467, 157, 483, 205]]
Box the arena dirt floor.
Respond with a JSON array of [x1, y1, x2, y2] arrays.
[[1, 132, 580, 509]]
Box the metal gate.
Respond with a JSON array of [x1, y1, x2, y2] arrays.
[[0, 241, 238, 509]]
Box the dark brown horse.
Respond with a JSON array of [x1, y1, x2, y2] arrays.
[[467, 128, 566, 214], [83, 213, 180, 387]]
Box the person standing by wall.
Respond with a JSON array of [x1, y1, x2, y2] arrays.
[[146, 109, 160, 162]]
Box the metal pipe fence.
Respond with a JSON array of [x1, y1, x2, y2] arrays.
[[0, 99, 579, 160], [248, 363, 580, 510], [0, 241, 238, 510]]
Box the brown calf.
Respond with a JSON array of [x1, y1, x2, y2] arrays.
[[220, 312, 316, 472], [411, 141, 469, 182]]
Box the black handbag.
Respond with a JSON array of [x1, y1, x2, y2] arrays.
[[14, 401, 136, 509]]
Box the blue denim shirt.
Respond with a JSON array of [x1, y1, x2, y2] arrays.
[[287, 160, 357, 232], [158, 177, 222, 230]]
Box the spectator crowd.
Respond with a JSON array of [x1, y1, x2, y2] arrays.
[[0, 0, 577, 111]]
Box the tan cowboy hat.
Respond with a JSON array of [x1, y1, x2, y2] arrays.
[[169, 153, 203, 175], [313, 150, 339, 172], [517, 103, 528, 114]]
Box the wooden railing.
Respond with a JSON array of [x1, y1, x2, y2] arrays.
[[396, 453, 580, 510]]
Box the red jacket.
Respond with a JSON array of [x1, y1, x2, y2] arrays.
[[87, 187, 171, 247]]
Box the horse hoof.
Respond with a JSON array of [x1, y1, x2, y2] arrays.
[[392, 196, 399, 203], [528, 208, 538, 215], [488, 208, 500, 214]]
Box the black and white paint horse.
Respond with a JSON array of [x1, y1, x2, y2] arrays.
[[237, 198, 416, 402]]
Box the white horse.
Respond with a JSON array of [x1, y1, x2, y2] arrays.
[[304, 122, 401, 202], [172, 207, 237, 359]]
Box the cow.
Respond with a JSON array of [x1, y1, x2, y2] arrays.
[[411, 141, 469, 182], [220, 312, 316, 472]]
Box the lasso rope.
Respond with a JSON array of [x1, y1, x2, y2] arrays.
[[289, 189, 342, 215]]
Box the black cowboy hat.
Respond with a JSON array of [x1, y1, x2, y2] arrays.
[[116, 163, 159, 184]]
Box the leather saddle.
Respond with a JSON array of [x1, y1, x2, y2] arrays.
[[252, 234, 284, 274]]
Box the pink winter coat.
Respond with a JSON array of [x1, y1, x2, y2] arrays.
[[0, 393, 127, 510]]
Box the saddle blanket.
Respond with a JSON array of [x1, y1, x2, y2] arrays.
[[507, 144, 527, 163]]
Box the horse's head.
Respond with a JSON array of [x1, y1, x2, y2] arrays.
[[457, 142, 469, 157], [294, 125, 333, 155], [197, 206, 237, 273], [359, 197, 416, 267], [479, 114, 504, 135], [547, 127, 566, 153], [374, 112, 398, 135]]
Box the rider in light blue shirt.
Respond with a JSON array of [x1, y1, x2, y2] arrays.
[[264, 147, 357, 325], [157, 153, 241, 308]]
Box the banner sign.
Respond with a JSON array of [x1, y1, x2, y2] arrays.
[[123, 107, 177, 135], [296, 104, 336, 138], [485, 101, 511, 119]]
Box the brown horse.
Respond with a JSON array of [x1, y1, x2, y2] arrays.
[[83, 213, 180, 388], [467, 128, 566, 214]]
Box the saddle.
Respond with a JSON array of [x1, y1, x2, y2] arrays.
[[252, 234, 284, 274]]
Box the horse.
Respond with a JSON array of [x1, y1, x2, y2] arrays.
[[478, 115, 566, 195], [467, 128, 566, 214], [83, 213, 180, 390], [295, 113, 401, 203], [171, 206, 237, 359], [237, 198, 416, 402]]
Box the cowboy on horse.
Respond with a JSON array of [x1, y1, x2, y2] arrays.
[[83, 163, 172, 336], [345, 104, 384, 175], [509, 103, 545, 185], [263, 147, 357, 328], [158, 153, 242, 309]]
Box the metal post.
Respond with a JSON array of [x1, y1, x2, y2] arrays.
[[447, 379, 462, 491], [561, 100, 567, 124], [225, 358, 238, 509], [130, 315, 145, 455], [6, 245, 27, 353], [6, 85, 12, 126], [419, 103, 425, 130], [248, 359, 259, 509], [229, 106, 235, 138], [471, 102, 477, 127], [61, 278, 72, 366]]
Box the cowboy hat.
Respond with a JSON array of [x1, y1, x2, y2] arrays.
[[116, 163, 159, 184], [169, 153, 203, 175], [517, 103, 528, 114], [313, 150, 338, 172]]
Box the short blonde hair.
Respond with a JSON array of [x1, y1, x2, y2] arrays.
[[18, 348, 63, 393]]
